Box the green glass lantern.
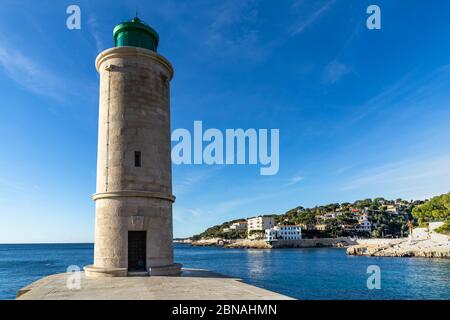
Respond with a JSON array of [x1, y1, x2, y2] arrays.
[[113, 17, 159, 51]]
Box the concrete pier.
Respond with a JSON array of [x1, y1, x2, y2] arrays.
[[17, 269, 293, 300]]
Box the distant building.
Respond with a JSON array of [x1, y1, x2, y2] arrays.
[[247, 216, 275, 232], [385, 205, 398, 214], [341, 224, 357, 232], [265, 229, 277, 241], [266, 225, 302, 242], [322, 213, 337, 220], [315, 224, 327, 231], [299, 223, 315, 230], [247, 216, 275, 239], [229, 221, 247, 231], [349, 214, 372, 233], [357, 218, 372, 232]]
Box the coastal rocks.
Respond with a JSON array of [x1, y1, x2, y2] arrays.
[[346, 236, 450, 259], [225, 240, 271, 249], [346, 246, 365, 256], [191, 238, 226, 247], [270, 238, 357, 248], [192, 237, 358, 249], [173, 238, 192, 244]]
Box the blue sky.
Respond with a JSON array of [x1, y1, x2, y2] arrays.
[[1, 0, 450, 242]]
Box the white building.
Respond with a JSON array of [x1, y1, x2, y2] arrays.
[[322, 213, 337, 220], [385, 205, 398, 214], [355, 214, 372, 232], [247, 216, 275, 239], [315, 224, 327, 231], [229, 221, 247, 231], [247, 216, 275, 232], [265, 225, 302, 242]]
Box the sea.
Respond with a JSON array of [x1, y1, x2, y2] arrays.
[[0, 243, 449, 300]]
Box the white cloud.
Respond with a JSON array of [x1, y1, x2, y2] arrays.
[[201, 1, 273, 61], [340, 154, 450, 200], [323, 60, 352, 84], [212, 184, 301, 217], [173, 167, 222, 196], [345, 63, 450, 126], [87, 16, 105, 53], [291, 0, 335, 36], [285, 175, 304, 187], [0, 45, 65, 101]]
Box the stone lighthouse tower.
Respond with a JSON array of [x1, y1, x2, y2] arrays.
[[85, 17, 181, 277]]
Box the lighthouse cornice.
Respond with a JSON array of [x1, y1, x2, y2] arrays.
[[92, 190, 176, 202], [95, 46, 174, 79]]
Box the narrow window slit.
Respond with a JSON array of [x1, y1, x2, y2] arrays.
[[135, 151, 141, 167]]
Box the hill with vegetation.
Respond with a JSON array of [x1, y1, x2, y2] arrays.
[[412, 192, 450, 235], [191, 218, 251, 241], [280, 197, 418, 238], [192, 192, 450, 240]]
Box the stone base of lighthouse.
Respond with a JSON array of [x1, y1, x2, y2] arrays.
[[84, 192, 182, 278], [84, 264, 182, 278]]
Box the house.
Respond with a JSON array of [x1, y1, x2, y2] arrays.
[[357, 219, 372, 232], [322, 213, 337, 220], [341, 224, 357, 232], [385, 205, 398, 214], [298, 223, 315, 230], [315, 224, 327, 231], [229, 221, 247, 231], [247, 216, 275, 232], [265, 225, 302, 242], [353, 214, 372, 232]]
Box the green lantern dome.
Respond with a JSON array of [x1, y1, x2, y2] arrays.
[[113, 17, 159, 51]]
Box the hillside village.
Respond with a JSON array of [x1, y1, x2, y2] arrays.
[[191, 197, 428, 242]]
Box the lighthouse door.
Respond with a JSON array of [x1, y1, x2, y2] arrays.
[[128, 231, 147, 271]]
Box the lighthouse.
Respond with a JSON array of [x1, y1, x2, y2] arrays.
[[84, 17, 181, 277]]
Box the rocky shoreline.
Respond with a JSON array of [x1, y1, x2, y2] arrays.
[[191, 237, 357, 249], [347, 235, 450, 258], [190, 233, 450, 259]]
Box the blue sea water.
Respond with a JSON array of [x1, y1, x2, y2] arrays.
[[0, 243, 449, 300]]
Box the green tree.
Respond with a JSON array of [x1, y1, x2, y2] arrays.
[[412, 192, 450, 225]]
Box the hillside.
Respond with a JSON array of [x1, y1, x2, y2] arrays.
[[193, 197, 425, 240], [412, 192, 450, 235], [192, 192, 450, 240]]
